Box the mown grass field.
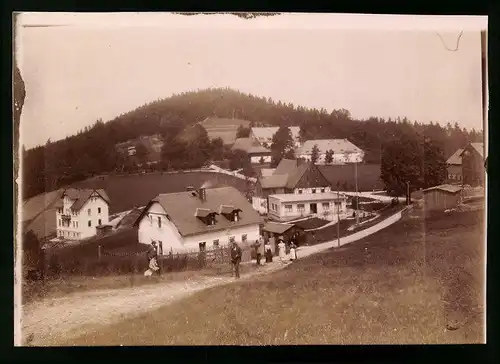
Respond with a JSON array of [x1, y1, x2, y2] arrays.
[[60, 208, 485, 345]]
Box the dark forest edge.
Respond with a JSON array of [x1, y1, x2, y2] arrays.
[[21, 87, 482, 200]]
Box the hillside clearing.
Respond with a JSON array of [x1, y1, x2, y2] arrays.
[[59, 209, 485, 345]]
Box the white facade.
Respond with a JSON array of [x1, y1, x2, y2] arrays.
[[250, 154, 272, 164], [137, 202, 260, 254], [56, 193, 110, 240], [268, 193, 348, 222], [299, 152, 364, 164]]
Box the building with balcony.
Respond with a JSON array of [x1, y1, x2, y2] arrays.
[[54, 188, 111, 240]]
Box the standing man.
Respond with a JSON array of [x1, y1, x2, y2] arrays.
[[230, 241, 243, 279], [256, 236, 265, 266]]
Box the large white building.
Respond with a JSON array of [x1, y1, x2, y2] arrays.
[[134, 186, 264, 254], [55, 188, 111, 240], [296, 139, 364, 164], [268, 192, 348, 222], [250, 126, 301, 149]]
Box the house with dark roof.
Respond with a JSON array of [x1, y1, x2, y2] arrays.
[[252, 159, 332, 214], [134, 186, 264, 254], [232, 137, 272, 164], [54, 188, 111, 240], [460, 142, 485, 187], [296, 139, 364, 164], [446, 148, 464, 183]]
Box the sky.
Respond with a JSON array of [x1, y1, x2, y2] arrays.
[[16, 13, 488, 149]]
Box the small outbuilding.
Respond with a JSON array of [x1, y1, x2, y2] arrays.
[[261, 222, 305, 252], [421, 184, 462, 212]]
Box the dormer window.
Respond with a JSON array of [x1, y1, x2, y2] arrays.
[[195, 208, 218, 226], [219, 205, 242, 222]]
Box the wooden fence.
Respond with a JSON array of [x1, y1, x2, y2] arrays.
[[43, 242, 255, 277]]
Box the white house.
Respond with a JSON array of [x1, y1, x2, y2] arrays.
[[296, 139, 364, 164], [134, 186, 264, 254], [267, 192, 348, 222], [250, 126, 302, 149], [54, 188, 111, 240], [232, 137, 272, 164]]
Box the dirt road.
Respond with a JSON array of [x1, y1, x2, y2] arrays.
[[21, 208, 407, 346]]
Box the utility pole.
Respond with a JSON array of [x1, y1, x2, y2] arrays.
[[406, 181, 410, 206], [337, 186, 341, 248], [355, 161, 359, 225]]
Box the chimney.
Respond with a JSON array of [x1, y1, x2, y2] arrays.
[[198, 187, 207, 202]]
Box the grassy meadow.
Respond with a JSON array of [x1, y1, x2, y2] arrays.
[[59, 208, 485, 345]]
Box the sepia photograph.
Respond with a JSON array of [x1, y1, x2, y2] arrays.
[[14, 12, 488, 346]]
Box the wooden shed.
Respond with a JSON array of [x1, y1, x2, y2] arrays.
[[261, 222, 305, 254], [422, 184, 462, 212]]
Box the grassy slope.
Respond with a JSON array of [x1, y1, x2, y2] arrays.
[[61, 208, 484, 345]]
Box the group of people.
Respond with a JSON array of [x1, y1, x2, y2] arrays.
[[145, 235, 300, 280]]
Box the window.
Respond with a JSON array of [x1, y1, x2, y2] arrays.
[[312, 189, 316, 194], [321, 188, 325, 193], [297, 204, 305, 212], [298, 189, 303, 194], [285, 204, 293, 213], [242, 234, 247, 242], [98, 219, 102, 226], [58, 208, 62, 214], [58, 219, 61, 227], [88, 220, 92, 227], [158, 241, 163, 255], [98, 207, 101, 214], [158, 216, 162, 228], [322, 202, 330, 210], [229, 236, 235, 243], [88, 208, 91, 216], [213, 239, 220, 248], [149, 215, 153, 226]]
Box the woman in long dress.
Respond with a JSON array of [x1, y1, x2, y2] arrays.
[[277, 236, 286, 264], [289, 241, 297, 262]]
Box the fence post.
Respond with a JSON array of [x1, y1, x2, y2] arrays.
[[98, 245, 102, 260]]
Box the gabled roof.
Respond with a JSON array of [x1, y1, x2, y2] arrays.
[[297, 139, 363, 155], [54, 188, 110, 211], [134, 187, 263, 237], [219, 204, 241, 215], [251, 126, 301, 142], [259, 174, 290, 189], [259, 160, 328, 190], [446, 148, 464, 165], [194, 208, 216, 218], [274, 159, 299, 175], [422, 184, 462, 194], [460, 142, 484, 159], [232, 138, 271, 154]]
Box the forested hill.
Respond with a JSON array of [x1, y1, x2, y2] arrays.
[[22, 87, 482, 199]]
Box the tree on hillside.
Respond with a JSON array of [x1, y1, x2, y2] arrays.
[[270, 126, 295, 167], [161, 137, 188, 170], [236, 125, 251, 138], [324, 149, 334, 164], [311, 144, 320, 164], [380, 133, 447, 196], [210, 137, 225, 161], [228, 149, 251, 171], [135, 143, 149, 164]]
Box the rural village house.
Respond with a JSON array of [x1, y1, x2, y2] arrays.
[[446, 148, 464, 183], [54, 188, 111, 240], [253, 159, 333, 214], [268, 192, 348, 222], [460, 142, 485, 187], [250, 126, 302, 149], [296, 139, 364, 164], [232, 137, 272, 164], [134, 186, 263, 254]]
